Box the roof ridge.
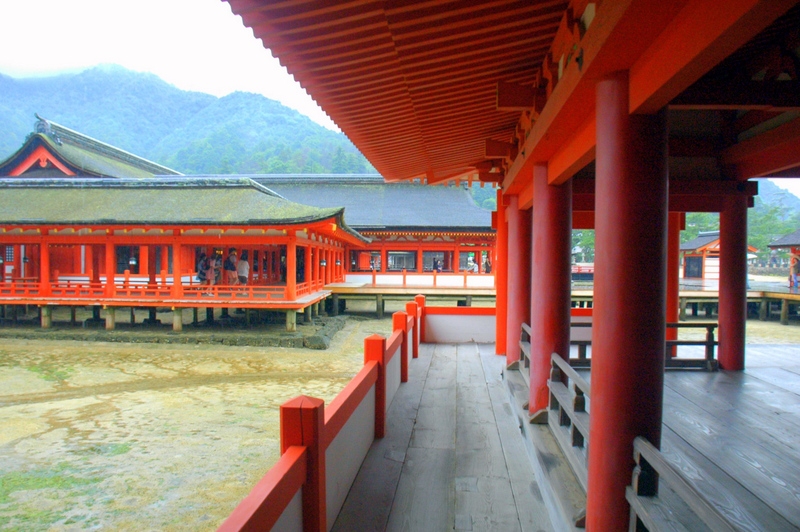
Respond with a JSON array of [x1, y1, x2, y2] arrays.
[[34, 114, 182, 176]]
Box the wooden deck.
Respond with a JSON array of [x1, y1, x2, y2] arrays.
[[332, 343, 555, 531], [334, 343, 800, 531]]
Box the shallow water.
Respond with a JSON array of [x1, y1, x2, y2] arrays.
[[0, 316, 392, 531]]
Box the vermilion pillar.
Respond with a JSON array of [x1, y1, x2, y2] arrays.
[[529, 162, 572, 417], [495, 189, 508, 356], [666, 212, 682, 356], [287, 241, 297, 300], [505, 195, 532, 366], [39, 242, 51, 295], [587, 71, 668, 531], [718, 193, 748, 370]]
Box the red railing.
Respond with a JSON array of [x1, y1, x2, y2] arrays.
[[218, 305, 417, 532]]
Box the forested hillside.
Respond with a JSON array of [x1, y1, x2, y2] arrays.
[[0, 65, 372, 174]]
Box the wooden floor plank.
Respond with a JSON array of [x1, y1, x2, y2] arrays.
[[661, 426, 795, 531], [744, 366, 800, 395], [479, 345, 556, 532], [331, 341, 434, 532], [386, 447, 456, 531], [662, 387, 800, 528], [665, 371, 800, 449]]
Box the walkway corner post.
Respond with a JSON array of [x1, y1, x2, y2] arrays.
[[405, 301, 419, 358], [280, 395, 326, 532], [364, 334, 387, 438], [393, 311, 409, 382], [414, 294, 426, 343]]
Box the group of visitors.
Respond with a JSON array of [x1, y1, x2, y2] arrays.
[[196, 248, 250, 289]]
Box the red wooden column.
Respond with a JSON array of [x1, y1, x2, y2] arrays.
[[287, 240, 297, 300], [587, 71, 668, 531], [495, 189, 508, 356], [529, 162, 572, 418], [718, 193, 748, 370], [505, 195, 532, 366], [666, 212, 682, 356], [104, 242, 116, 297], [171, 242, 183, 298], [39, 241, 51, 296]]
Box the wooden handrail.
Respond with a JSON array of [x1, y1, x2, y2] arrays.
[[628, 436, 737, 532], [551, 352, 590, 397]]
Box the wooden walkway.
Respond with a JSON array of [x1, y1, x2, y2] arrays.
[[334, 343, 800, 531], [571, 345, 800, 531], [332, 343, 555, 531]]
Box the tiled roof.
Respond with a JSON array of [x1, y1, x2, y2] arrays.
[[0, 115, 181, 179], [184, 174, 494, 231], [0, 177, 365, 241], [680, 231, 720, 252], [769, 228, 800, 248]]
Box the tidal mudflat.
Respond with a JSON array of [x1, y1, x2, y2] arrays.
[[0, 315, 391, 531]]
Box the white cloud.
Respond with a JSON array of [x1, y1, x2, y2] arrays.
[[0, 0, 339, 131]]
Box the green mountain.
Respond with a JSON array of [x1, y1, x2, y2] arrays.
[[0, 65, 373, 174]]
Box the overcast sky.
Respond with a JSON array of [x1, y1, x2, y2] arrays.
[[0, 0, 338, 131], [0, 0, 799, 201]]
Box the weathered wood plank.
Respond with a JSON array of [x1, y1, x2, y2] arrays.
[[331, 339, 434, 532], [479, 344, 555, 532], [744, 366, 800, 396], [386, 447, 455, 531], [666, 371, 800, 448], [660, 426, 795, 532], [662, 387, 800, 528]]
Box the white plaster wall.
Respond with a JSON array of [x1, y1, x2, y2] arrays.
[[705, 257, 720, 280], [385, 344, 401, 412], [377, 274, 404, 286], [273, 487, 303, 532], [325, 385, 376, 530], [424, 314, 496, 343], [344, 274, 372, 284], [571, 315, 593, 342], [436, 275, 466, 287], [467, 275, 495, 288]]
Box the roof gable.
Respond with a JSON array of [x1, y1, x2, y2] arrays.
[[0, 116, 181, 179]]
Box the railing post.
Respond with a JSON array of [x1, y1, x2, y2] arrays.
[[405, 301, 419, 359], [706, 325, 716, 368], [402, 268, 407, 287], [372, 268, 377, 286], [280, 395, 326, 532], [364, 334, 387, 438], [415, 294, 426, 343], [393, 311, 409, 382]]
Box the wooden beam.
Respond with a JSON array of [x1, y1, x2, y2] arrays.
[[478, 172, 504, 183], [496, 82, 547, 112], [670, 81, 800, 111], [721, 116, 800, 179], [504, 0, 793, 193], [630, 0, 797, 114], [485, 139, 515, 159]]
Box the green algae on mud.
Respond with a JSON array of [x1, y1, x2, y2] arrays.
[[0, 314, 393, 531]]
